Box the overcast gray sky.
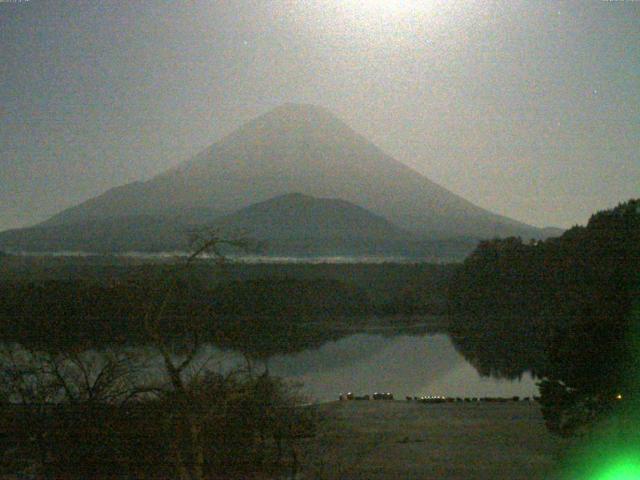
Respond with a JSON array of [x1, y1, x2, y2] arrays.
[[1, 0, 638, 231]]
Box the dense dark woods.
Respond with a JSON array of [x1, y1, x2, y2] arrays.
[[449, 199, 640, 435], [0, 262, 453, 351], [0, 278, 353, 353]]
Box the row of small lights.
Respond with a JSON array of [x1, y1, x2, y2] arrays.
[[340, 392, 393, 395], [342, 393, 625, 400]]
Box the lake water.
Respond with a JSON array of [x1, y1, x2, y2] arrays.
[[1, 332, 538, 404], [196, 332, 539, 403]]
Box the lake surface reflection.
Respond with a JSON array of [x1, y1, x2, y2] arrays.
[[200, 333, 539, 403]]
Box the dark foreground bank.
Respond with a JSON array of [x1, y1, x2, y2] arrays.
[[298, 400, 566, 480]]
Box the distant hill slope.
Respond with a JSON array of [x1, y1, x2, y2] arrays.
[[212, 193, 408, 240], [36, 103, 552, 240], [0, 194, 407, 253], [0, 194, 480, 258]]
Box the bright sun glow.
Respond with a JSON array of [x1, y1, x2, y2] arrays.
[[315, 0, 466, 41], [312, 0, 445, 42], [348, 0, 416, 15], [341, 0, 436, 20]]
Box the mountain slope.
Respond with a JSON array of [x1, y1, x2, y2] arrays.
[[38, 103, 547, 240]]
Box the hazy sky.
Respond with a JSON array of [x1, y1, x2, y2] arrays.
[[1, 0, 638, 231]]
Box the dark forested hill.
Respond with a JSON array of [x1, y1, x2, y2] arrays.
[[0, 193, 479, 258], [448, 199, 640, 435], [0, 192, 409, 254], [3, 193, 408, 254], [212, 193, 408, 240]]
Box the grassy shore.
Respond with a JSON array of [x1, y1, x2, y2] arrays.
[[304, 314, 450, 334], [297, 400, 567, 480]]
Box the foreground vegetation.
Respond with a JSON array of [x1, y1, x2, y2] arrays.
[[0, 346, 313, 479]]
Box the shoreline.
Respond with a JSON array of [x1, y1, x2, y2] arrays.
[[304, 314, 450, 334]]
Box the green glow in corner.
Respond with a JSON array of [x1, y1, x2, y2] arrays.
[[594, 456, 640, 480], [558, 288, 640, 480]]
